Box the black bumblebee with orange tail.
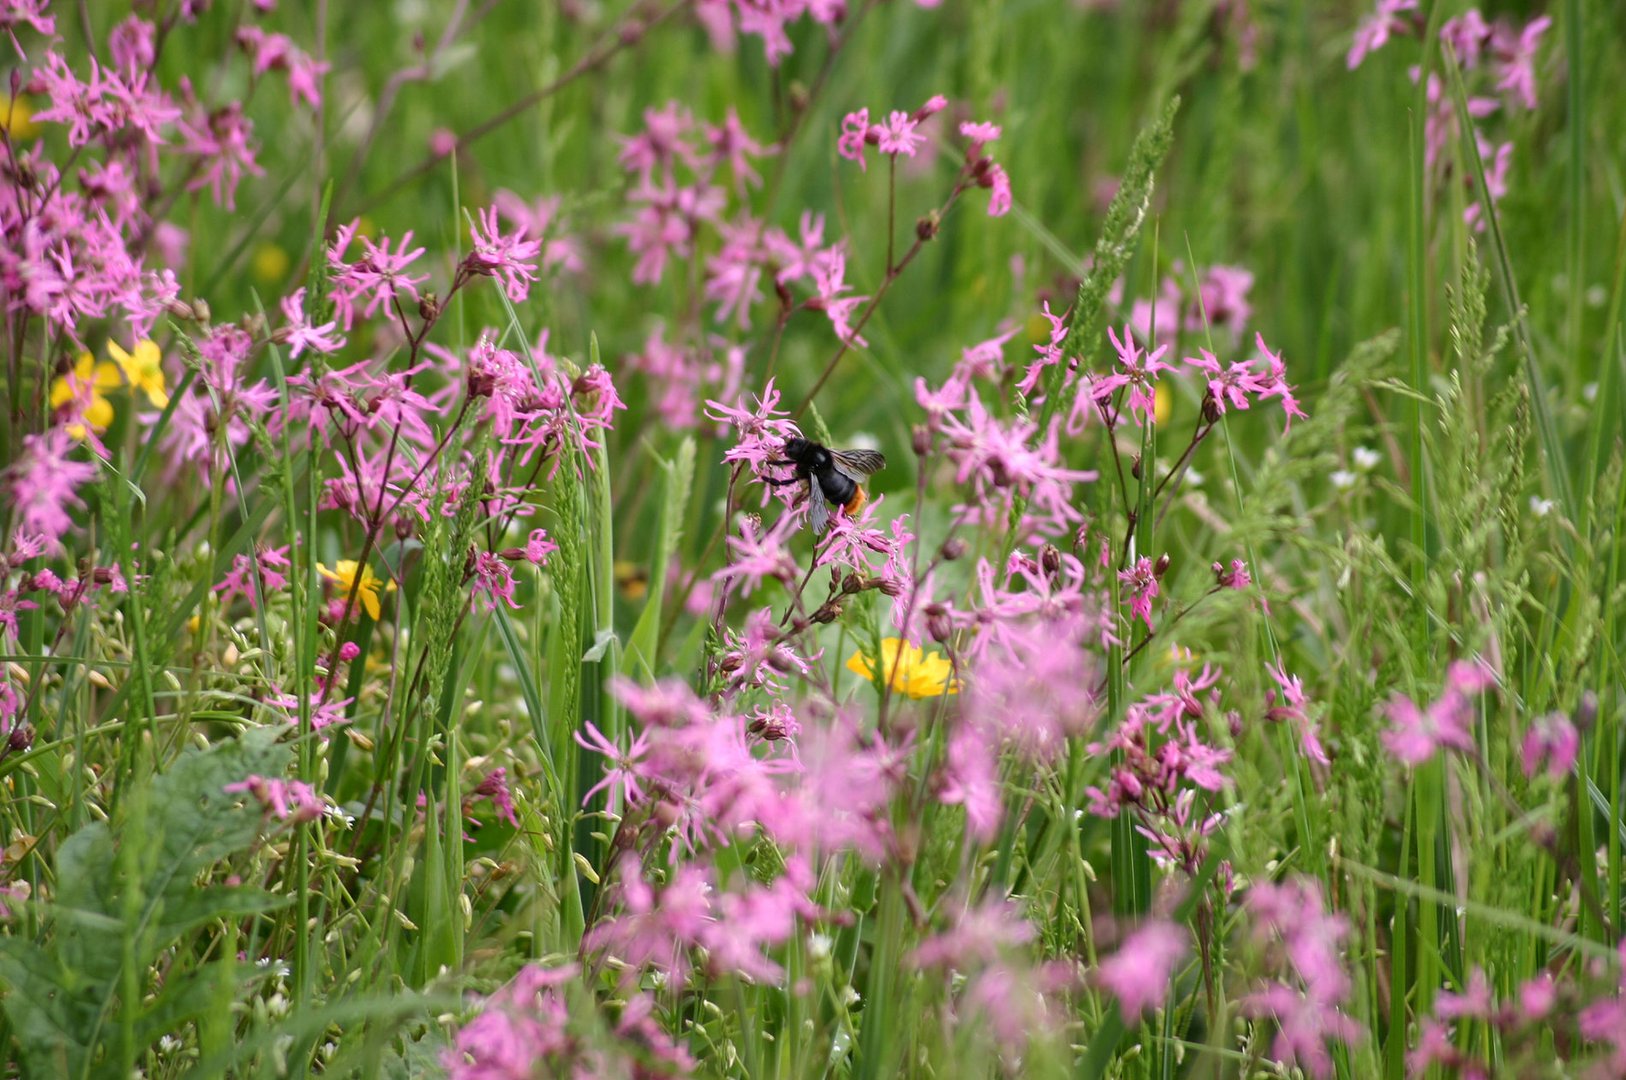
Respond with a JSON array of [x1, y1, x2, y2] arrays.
[[766, 437, 886, 534]]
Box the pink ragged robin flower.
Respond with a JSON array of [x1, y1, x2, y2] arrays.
[[1118, 556, 1160, 632], [1346, 0, 1418, 69], [1381, 658, 1493, 766], [1096, 921, 1187, 1018], [1491, 15, 1550, 111], [466, 205, 543, 302], [225, 774, 324, 822], [1521, 711, 1579, 780], [1093, 324, 1172, 426], [276, 287, 343, 359]]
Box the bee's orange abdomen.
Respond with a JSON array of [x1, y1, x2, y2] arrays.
[[844, 487, 868, 517]]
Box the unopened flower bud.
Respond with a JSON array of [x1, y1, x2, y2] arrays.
[[165, 298, 201, 321], [925, 603, 953, 644], [394, 515, 415, 541], [619, 19, 645, 45], [876, 577, 905, 598], [916, 213, 939, 241], [912, 424, 932, 457], [912, 94, 948, 123], [812, 600, 843, 624], [338, 642, 361, 662], [1153, 553, 1171, 579], [1130, 454, 1142, 480], [418, 292, 441, 322], [1202, 391, 1222, 425], [1575, 690, 1598, 733], [8, 724, 34, 752], [939, 537, 968, 562], [1040, 544, 1062, 576], [242, 312, 267, 339]]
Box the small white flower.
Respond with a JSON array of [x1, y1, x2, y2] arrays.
[[808, 933, 833, 959], [1330, 470, 1357, 490], [1530, 496, 1554, 518], [1584, 382, 1599, 403], [1586, 285, 1607, 308], [1352, 446, 1381, 471]]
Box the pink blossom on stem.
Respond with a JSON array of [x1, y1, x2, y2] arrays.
[[470, 550, 521, 611], [226, 774, 324, 822], [938, 722, 1002, 841], [467, 206, 543, 302], [874, 110, 925, 156], [1094, 324, 1172, 426], [1097, 921, 1187, 1018], [1347, 0, 1418, 69], [1492, 15, 1550, 111], [277, 287, 343, 359], [1381, 658, 1493, 766], [985, 162, 1012, 217], [1521, 711, 1579, 780], [1118, 556, 1160, 632], [7, 428, 100, 547], [837, 108, 872, 169], [1252, 333, 1308, 431]]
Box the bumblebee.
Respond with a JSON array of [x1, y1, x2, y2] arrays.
[[767, 437, 886, 534]]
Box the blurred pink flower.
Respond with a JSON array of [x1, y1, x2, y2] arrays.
[[1521, 711, 1579, 780], [1382, 658, 1492, 766], [1097, 921, 1187, 1017], [1347, 0, 1418, 69], [226, 774, 323, 822]]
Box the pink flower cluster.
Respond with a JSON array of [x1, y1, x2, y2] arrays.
[[1348, 3, 1552, 228], [1241, 877, 1364, 1079], [442, 963, 691, 1079], [915, 365, 1097, 540], [838, 97, 1013, 218], [912, 898, 1079, 1053], [693, 0, 939, 66]]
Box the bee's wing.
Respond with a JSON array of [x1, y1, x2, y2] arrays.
[[827, 448, 886, 481], [806, 476, 830, 534]]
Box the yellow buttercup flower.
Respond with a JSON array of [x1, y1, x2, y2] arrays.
[[106, 339, 169, 408], [318, 560, 396, 621], [846, 638, 959, 699], [251, 241, 290, 285], [48, 352, 119, 439], [0, 94, 39, 140], [1154, 381, 1171, 425]]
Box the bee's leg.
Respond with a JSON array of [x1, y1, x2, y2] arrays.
[[761, 476, 802, 488]]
